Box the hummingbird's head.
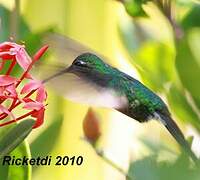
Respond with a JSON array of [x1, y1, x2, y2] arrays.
[[68, 53, 111, 76]]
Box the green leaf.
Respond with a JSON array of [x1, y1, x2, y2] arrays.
[[0, 160, 9, 179], [124, 0, 148, 17], [188, 28, 200, 67], [127, 154, 200, 180], [0, 5, 10, 41], [175, 36, 200, 102], [127, 132, 200, 180], [127, 155, 160, 180], [8, 141, 32, 180], [167, 85, 200, 131], [0, 141, 32, 180], [118, 18, 147, 54], [181, 5, 200, 31], [0, 119, 33, 180], [0, 119, 35, 159], [0, 4, 31, 42], [30, 115, 63, 171], [133, 42, 175, 91]]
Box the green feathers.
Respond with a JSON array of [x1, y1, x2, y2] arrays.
[[108, 71, 169, 122]]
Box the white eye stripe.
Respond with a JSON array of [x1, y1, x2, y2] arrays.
[[79, 61, 86, 65], [73, 60, 87, 66]]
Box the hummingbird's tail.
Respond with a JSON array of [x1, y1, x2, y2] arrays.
[[156, 112, 198, 163]]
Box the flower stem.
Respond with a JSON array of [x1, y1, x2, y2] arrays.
[[0, 110, 35, 127], [95, 149, 133, 180], [84, 139, 133, 180], [16, 45, 49, 87], [10, 0, 20, 40], [6, 59, 16, 75], [0, 90, 36, 120]]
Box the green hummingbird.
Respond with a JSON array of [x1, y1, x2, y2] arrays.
[[41, 34, 198, 163]]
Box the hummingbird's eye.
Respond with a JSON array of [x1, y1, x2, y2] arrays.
[[73, 60, 88, 67]]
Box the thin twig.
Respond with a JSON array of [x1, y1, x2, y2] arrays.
[[95, 149, 133, 180], [153, 0, 183, 40], [10, 0, 20, 40], [83, 138, 134, 180]]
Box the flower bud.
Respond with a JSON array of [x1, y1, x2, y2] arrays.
[[83, 108, 101, 145]]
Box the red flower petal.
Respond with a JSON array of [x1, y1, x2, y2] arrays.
[[22, 97, 33, 103], [0, 42, 14, 50], [21, 80, 41, 94], [14, 47, 32, 71], [23, 101, 44, 111], [0, 42, 48, 129], [0, 104, 15, 119], [0, 42, 32, 71], [32, 108, 45, 128], [36, 86, 47, 102], [33, 45, 49, 61], [5, 84, 17, 98], [21, 80, 47, 102], [0, 75, 17, 86], [0, 51, 14, 60], [0, 42, 21, 60]]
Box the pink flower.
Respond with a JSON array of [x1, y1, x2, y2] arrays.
[[0, 75, 17, 86], [32, 108, 45, 128], [0, 104, 15, 119], [0, 42, 48, 128], [0, 42, 32, 71], [0, 75, 18, 99], [23, 98, 45, 128], [21, 80, 47, 102]]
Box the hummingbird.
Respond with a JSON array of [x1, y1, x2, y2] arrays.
[[41, 34, 198, 163]]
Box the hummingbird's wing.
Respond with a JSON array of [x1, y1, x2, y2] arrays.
[[32, 33, 106, 81], [43, 33, 104, 65]]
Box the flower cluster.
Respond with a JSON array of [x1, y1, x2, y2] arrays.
[[0, 42, 48, 128]]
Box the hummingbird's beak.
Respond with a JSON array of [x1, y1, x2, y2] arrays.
[[42, 66, 72, 84]]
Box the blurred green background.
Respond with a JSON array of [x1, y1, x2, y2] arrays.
[[0, 0, 200, 180]]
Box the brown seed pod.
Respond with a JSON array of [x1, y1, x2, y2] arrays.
[[83, 108, 101, 145]]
